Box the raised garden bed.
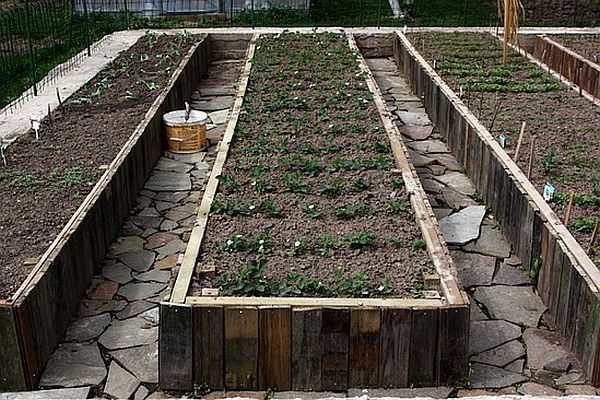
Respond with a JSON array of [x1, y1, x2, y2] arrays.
[[550, 34, 600, 63], [395, 31, 600, 385], [0, 32, 210, 390], [160, 32, 468, 393], [409, 31, 600, 265]]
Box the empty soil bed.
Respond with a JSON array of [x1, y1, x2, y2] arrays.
[[0, 32, 202, 300], [193, 33, 434, 299], [550, 34, 600, 63], [409, 31, 600, 264]]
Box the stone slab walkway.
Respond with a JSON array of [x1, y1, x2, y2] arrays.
[[0, 30, 143, 141], [368, 57, 597, 396]]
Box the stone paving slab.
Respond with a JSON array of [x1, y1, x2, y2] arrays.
[[39, 343, 106, 387], [474, 286, 546, 327], [0, 387, 91, 400]]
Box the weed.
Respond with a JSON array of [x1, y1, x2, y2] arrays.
[[303, 203, 322, 219], [283, 172, 310, 193], [392, 178, 404, 190], [412, 239, 427, 250], [320, 177, 345, 197], [335, 203, 372, 219], [389, 199, 410, 214], [344, 230, 377, 249], [543, 148, 558, 177], [572, 218, 597, 233]]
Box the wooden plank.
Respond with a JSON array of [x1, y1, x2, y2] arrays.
[[291, 308, 322, 391], [438, 305, 469, 385], [321, 308, 350, 391], [193, 306, 224, 389], [409, 308, 439, 387], [170, 34, 258, 304], [349, 308, 381, 388], [549, 241, 565, 327], [258, 307, 291, 390], [224, 306, 258, 390], [159, 303, 193, 391], [379, 308, 411, 388], [0, 306, 27, 391], [186, 296, 442, 308]]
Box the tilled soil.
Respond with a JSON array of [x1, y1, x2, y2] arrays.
[[0, 33, 201, 300], [409, 32, 600, 264], [550, 34, 600, 64], [198, 33, 434, 298]]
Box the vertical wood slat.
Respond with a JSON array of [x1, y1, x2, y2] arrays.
[[291, 308, 322, 391], [193, 306, 224, 390], [225, 306, 258, 390], [160, 303, 193, 391], [379, 308, 411, 388], [321, 308, 350, 391], [438, 305, 469, 385], [0, 306, 27, 391], [349, 308, 381, 388], [259, 307, 291, 391], [409, 308, 439, 387]]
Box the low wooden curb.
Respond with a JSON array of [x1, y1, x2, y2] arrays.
[[0, 34, 210, 391], [159, 32, 469, 392], [395, 30, 600, 385]]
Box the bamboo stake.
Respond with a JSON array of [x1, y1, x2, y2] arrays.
[[514, 121, 526, 160], [527, 136, 535, 178], [588, 220, 600, 253], [564, 192, 575, 225]]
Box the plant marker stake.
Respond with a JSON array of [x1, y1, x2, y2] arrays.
[[564, 192, 574, 225], [0, 141, 6, 167], [56, 87, 62, 105], [31, 119, 40, 140], [527, 136, 535, 179], [47, 105, 52, 124], [403, 25, 407, 34], [588, 220, 600, 253], [514, 121, 526, 160]]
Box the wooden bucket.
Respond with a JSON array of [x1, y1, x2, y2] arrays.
[[163, 109, 208, 154]]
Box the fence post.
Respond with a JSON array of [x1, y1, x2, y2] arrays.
[[24, 0, 38, 96], [251, 0, 255, 29], [82, 0, 91, 56], [124, 0, 129, 29], [377, 0, 382, 29]]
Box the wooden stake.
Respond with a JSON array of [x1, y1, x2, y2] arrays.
[[514, 121, 526, 160], [527, 136, 535, 179], [56, 87, 62, 105], [588, 220, 600, 254], [563, 192, 575, 225]]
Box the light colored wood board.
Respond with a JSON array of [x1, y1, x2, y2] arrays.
[[396, 31, 600, 294], [258, 307, 291, 390], [349, 308, 381, 387], [348, 33, 463, 306], [186, 296, 443, 308], [170, 34, 258, 303], [224, 306, 259, 390]]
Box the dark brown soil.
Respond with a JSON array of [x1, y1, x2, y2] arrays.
[[194, 33, 434, 299], [0, 32, 201, 300], [409, 31, 600, 264], [550, 34, 600, 64]]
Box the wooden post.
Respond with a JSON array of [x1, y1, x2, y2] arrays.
[[159, 303, 193, 391], [588, 220, 600, 254], [527, 136, 535, 179], [564, 192, 575, 226], [514, 121, 526, 160]]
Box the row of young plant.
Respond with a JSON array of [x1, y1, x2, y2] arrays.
[[202, 33, 434, 298], [410, 31, 600, 260]]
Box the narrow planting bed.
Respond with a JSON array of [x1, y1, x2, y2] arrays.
[[409, 31, 600, 264], [550, 34, 600, 63], [0, 32, 201, 299], [194, 32, 434, 298]]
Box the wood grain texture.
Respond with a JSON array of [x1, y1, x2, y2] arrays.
[[225, 306, 258, 390], [438, 305, 469, 385], [291, 308, 322, 391], [193, 306, 224, 389], [258, 307, 291, 390], [379, 308, 411, 388], [0, 306, 26, 391], [160, 303, 193, 391], [321, 308, 350, 391], [349, 308, 381, 387], [409, 308, 439, 387]]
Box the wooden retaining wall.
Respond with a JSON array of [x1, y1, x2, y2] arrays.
[[393, 32, 600, 385], [160, 300, 469, 391], [530, 35, 600, 100], [0, 35, 211, 391]]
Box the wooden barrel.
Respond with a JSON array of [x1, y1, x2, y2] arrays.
[[163, 109, 208, 153]]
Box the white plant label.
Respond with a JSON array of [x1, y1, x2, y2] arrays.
[[543, 182, 555, 201], [499, 134, 508, 148], [31, 119, 40, 140]]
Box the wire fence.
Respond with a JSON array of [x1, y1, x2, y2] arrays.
[[1, 0, 599, 111]]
